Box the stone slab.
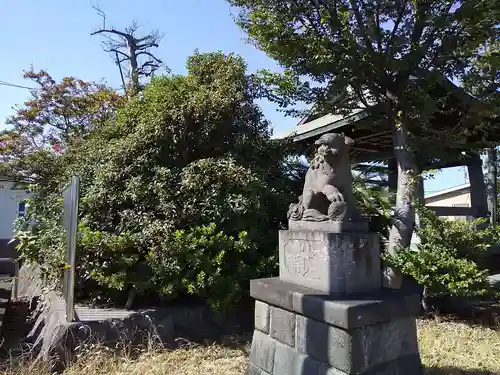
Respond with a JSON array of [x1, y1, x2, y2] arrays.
[[255, 301, 270, 334], [250, 335, 422, 375], [279, 230, 381, 295], [353, 317, 419, 372], [273, 340, 336, 375], [249, 329, 277, 373], [488, 273, 500, 291], [270, 307, 296, 346], [364, 353, 423, 375], [246, 363, 271, 375], [288, 220, 369, 232], [295, 315, 350, 372], [250, 278, 421, 330], [295, 315, 419, 373]]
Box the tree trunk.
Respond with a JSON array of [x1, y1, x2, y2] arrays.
[[127, 43, 140, 95], [384, 114, 418, 289], [486, 148, 497, 225], [421, 287, 431, 315], [415, 168, 425, 206], [387, 158, 397, 205], [125, 288, 136, 310]]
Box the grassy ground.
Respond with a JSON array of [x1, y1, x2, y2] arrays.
[[418, 318, 500, 374], [2, 318, 500, 375]]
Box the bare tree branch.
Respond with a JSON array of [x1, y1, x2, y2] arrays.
[[125, 20, 142, 35], [91, 3, 106, 29], [139, 61, 161, 69], [91, 6, 165, 96], [403, 1, 456, 75], [385, 0, 407, 56], [100, 33, 124, 45], [105, 48, 129, 59], [373, 0, 383, 52], [91, 28, 133, 41], [349, 0, 375, 53], [137, 35, 157, 43], [136, 51, 163, 64], [117, 57, 129, 64], [136, 42, 159, 50]]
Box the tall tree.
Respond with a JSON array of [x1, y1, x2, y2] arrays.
[[0, 69, 122, 183], [91, 5, 164, 96], [228, 0, 499, 287]]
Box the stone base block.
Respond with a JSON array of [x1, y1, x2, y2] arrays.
[[247, 278, 423, 375], [279, 230, 380, 294], [247, 331, 422, 375]]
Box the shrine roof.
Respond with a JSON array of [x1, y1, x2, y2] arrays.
[[273, 75, 499, 164]]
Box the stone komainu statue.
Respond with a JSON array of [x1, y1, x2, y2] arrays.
[[288, 133, 360, 222]]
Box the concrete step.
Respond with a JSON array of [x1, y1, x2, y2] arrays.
[[488, 273, 500, 290]]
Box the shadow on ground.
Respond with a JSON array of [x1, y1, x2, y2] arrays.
[[425, 366, 496, 375], [425, 296, 500, 329], [0, 298, 38, 359], [0, 295, 255, 367]]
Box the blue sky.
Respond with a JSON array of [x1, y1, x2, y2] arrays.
[[0, 0, 465, 193]]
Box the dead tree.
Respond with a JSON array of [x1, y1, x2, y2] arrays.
[[91, 5, 163, 96]]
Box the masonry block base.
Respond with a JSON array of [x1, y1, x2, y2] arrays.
[[246, 278, 423, 375]]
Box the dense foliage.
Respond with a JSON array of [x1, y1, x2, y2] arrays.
[[386, 207, 499, 298], [14, 52, 296, 309], [352, 164, 391, 240], [0, 69, 123, 186]]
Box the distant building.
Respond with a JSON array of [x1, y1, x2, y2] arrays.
[[0, 178, 31, 258], [425, 183, 472, 222], [408, 183, 473, 250]]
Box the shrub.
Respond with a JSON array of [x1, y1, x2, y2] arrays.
[[385, 207, 499, 298], [147, 224, 276, 310], [387, 244, 491, 298], [416, 206, 500, 264], [14, 52, 294, 309], [14, 193, 68, 282]]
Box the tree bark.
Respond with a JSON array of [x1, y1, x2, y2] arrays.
[[127, 42, 140, 95], [486, 148, 497, 225], [415, 167, 425, 206], [125, 288, 136, 310], [387, 158, 397, 205], [384, 114, 418, 289]]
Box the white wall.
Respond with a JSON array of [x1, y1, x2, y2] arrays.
[[426, 191, 471, 208], [425, 189, 472, 221], [0, 181, 31, 239]]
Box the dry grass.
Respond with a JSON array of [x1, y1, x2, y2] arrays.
[[1, 345, 248, 375], [66, 346, 248, 375], [418, 318, 500, 374], [3, 319, 500, 375]]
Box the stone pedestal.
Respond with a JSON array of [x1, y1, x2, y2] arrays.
[[247, 229, 423, 375], [247, 279, 422, 375], [279, 230, 381, 295]]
